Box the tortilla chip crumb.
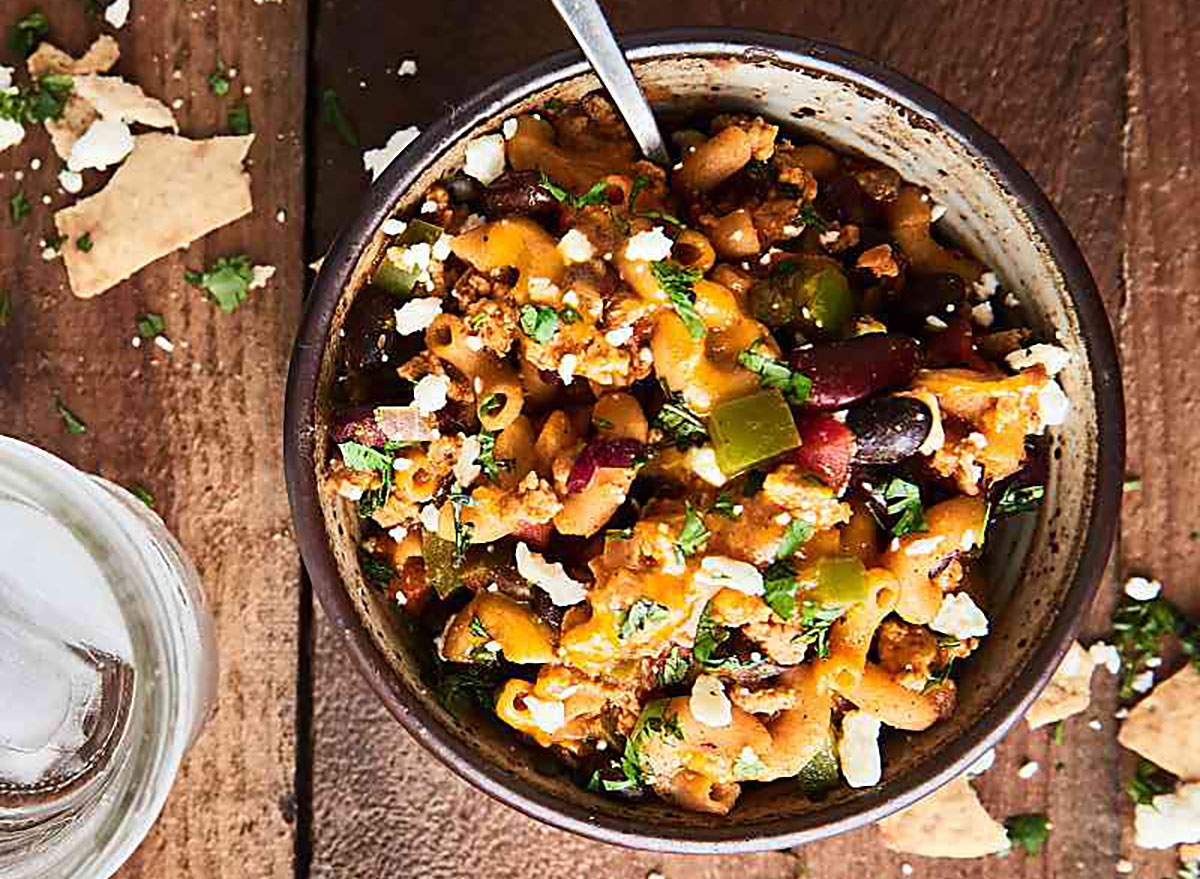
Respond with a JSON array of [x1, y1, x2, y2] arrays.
[[54, 133, 254, 299], [1026, 640, 1095, 730], [73, 75, 177, 133], [1118, 664, 1200, 781], [27, 35, 120, 77], [1181, 843, 1200, 862], [878, 775, 1011, 858]]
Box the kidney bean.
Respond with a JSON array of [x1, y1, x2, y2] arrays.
[[792, 413, 856, 488], [887, 273, 966, 331], [790, 333, 921, 410], [923, 314, 991, 372], [444, 173, 482, 204], [480, 170, 558, 219], [846, 396, 933, 465]]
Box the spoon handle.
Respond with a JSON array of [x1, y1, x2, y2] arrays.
[[549, 0, 670, 164]]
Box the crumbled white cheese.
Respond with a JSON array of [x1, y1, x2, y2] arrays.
[[1124, 576, 1162, 601], [1134, 782, 1200, 848], [970, 301, 994, 328], [58, 169, 83, 194], [105, 0, 130, 29], [388, 525, 409, 542], [1088, 641, 1121, 674], [966, 748, 996, 776], [1037, 379, 1071, 429], [1017, 761, 1039, 779], [781, 223, 802, 238], [689, 675, 732, 728], [1131, 670, 1155, 694], [624, 226, 673, 262], [419, 503, 441, 533], [338, 484, 364, 501], [931, 592, 989, 640], [838, 710, 883, 788], [68, 118, 135, 172], [638, 347, 653, 364], [1006, 343, 1072, 376], [454, 435, 483, 488], [394, 590, 407, 606], [397, 59, 418, 77], [527, 276, 559, 300], [463, 134, 506, 184], [363, 126, 421, 181], [818, 229, 841, 247], [695, 555, 764, 596], [393, 456, 412, 472], [604, 326, 633, 347], [419, 199, 438, 215], [904, 536, 944, 556], [524, 695, 566, 734], [381, 218, 406, 237], [153, 335, 174, 353], [557, 353, 577, 386], [0, 118, 24, 153], [412, 373, 450, 414], [557, 228, 595, 263], [966, 431, 989, 449], [1115, 860, 1133, 874], [972, 271, 999, 301], [394, 297, 443, 335], [501, 118, 519, 140], [684, 445, 727, 487], [1088, 719, 1103, 731], [1004, 292, 1020, 308], [0, 66, 12, 91], [561, 289, 579, 307], [465, 335, 484, 352], [925, 315, 948, 331], [249, 264, 276, 290], [462, 213, 486, 231], [930, 203, 947, 222], [515, 542, 587, 606]]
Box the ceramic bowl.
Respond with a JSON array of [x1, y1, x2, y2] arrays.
[[284, 28, 1124, 853]]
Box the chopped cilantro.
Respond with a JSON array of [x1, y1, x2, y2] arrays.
[[136, 312, 165, 339], [995, 483, 1045, 516], [762, 562, 844, 656], [618, 598, 670, 641], [1005, 813, 1051, 856], [185, 254, 255, 313], [639, 210, 685, 227], [321, 88, 359, 147], [478, 393, 504, 417], [476, 430, 509, 482], [466, 312, 487, 332], [1127, 759, 1175, 805], [692, 600, 728, 667], [627, 174, 650, 210], [1123, 476, 1142, 493], [358, 549, 395, 590], [1053, 720, 1065, 746], [228, 101, 251, 135], [0, 291, 10, 327], [339, 441, 392, 472], [518, 304, 559, 344], [794, 204, 827, 232], [433, 659, 507, 713], [712, 492, 741, 520], [537, 171, 613, 208], [54, 395, 87, 434], [1113, 594, 1200, 700], [574, 179, 615, 207], [657, 646, 690, 688], [9, 191, 30, 223], [884, 477, 928, 538], [593, 417, 614, 430], [8, 10, 48, 57], [468, 615, 490, 639], [763, 560, 800, 620], [737, 339, 812, 404], [776, 518, 815, 559], [448, 488, 474, 564], [44, 231, 66, 251], [674, 502, 710, 560], [208, 59, 231, 96], [73, 232, 93, 252], [650, 260, 705, 340], [652, 396, 708, 449], [129, 484, 155, 507]]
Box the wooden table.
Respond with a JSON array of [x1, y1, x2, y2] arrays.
[[1, 1, 1196, 876]]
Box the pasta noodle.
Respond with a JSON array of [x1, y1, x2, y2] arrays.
[[427, 313, 524, 430]]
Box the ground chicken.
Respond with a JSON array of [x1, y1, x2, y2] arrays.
[[857, 243, 901, 279], [750, 197, 808, 246], [876, 619, 939, 687], [769, 141, 820, 200], [462, 297, 520, 356], [761, 464, 852, 530], [729, 684, 799, 715], [396, 350, 473, 404]]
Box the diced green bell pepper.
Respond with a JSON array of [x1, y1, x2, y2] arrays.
[[422, 531, 461, 599], [708, 389, 801, 477], [805, 555, 869, 606], [372, 219, 445, 297], [421, 530, 522, 600], [797, 741, 840, 795], [748, 257, 855, 337]]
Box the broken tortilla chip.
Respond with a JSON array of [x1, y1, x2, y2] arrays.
[[54, 133, 254, 299], [1118, 664, 1200, 781], [72, 75, 177, 132], [878, 775, 1011, 858], [1026, 640, 1095, 730], [27, 35, 120, 77]]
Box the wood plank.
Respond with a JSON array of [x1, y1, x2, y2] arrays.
[[0, 1, 306, 877], [307, 2, 1129, 877], [1115, 1, 1200, 876]]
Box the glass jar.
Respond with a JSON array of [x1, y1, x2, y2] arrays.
[[0, 437, 217, 879]]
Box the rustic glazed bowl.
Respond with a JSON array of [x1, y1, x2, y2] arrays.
[[285, 29, 1124, 853]]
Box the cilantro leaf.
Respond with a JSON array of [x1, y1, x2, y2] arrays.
[[1112, 594, 1200, 701], [447, 488, 474, 564], [651, 260, 705, 340], [185, 254, 255, 313], [9, 191, 30, 223], [321, 88, 359, 147], [656, 646, 690, 688], [652, 396, 708, 449], [75, 232, 93, 252], [884, 477, 928, 538], [674, 502, 710, 559], [1005, 813, 1051, 856], [737, 339, 812, 404], [618, 598, 670, 641], [228, 101, 251, 135], [8, 10, 49, 57], [136, 312, 165, 339], [358, 549, 396, 591], [995, 483, 1044, 516], [478, 393, 504, 417], [794, 204, 827, 232], [776, 518, 815, 559], [537, 171, 613, 208], [763, 560, 800, 621], [477, 430, 510, 482], [468, 615, 490, 639], [518, 304, 560, 344], [339, 441, 392, 472], [0, 74, 73, 125], [712, 492, 741, 520], [54, 395, 87, 434], [628, 174, 650, 209], [208, 59, 231, 96], [1127, 759, 1175, 806], [128, 484, 155, 507]]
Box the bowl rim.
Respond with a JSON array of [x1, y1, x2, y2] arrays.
[[284, 26, 1125, 853]]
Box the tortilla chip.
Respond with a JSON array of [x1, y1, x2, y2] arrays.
[[46, 100, 99, 165], [1118, 664, 1200, 781], [1026, 640, 1095, 730], [72, 75, 177, 132], [878, 775, 1011, 858], [27, 35, 120, 76], [54, 133, 254, 299]]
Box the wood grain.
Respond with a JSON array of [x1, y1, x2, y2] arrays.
[[0, 1, 306, 877], [306, 2, 1134, 878]]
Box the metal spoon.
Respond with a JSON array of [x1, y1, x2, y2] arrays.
[[548, 0, 670, 164]]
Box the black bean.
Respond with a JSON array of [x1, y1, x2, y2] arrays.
[[444, 173, 481, 203], [887, 273, 966, 331], [480, 170, 558, 219], [846, 396, 933, 465]]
